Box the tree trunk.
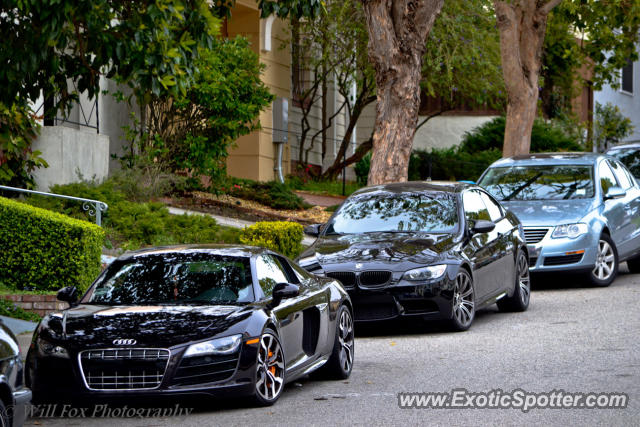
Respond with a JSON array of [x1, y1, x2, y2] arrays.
[[494, 0, 562, 157], [362, 0, 444, 185]]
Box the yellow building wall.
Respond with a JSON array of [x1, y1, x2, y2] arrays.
[[225, 2, 292, 182]]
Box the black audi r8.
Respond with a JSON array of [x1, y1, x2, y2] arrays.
[[298, 182, 530, 331], [26, 245, 354, 406]]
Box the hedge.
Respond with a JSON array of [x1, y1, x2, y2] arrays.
[[239, 221, 304, 258], [0, 196, 104, 293]]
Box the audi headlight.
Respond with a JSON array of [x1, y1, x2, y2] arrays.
[[184, 334, 242, 357], [37, 337, 69, 359], [402, 265, 447, 281], [551, 223, 589, 239]]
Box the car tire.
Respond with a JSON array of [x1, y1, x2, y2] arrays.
[[587, 233, 618, 287], [449, 269, 475, 332], [252, 328, 285, 406], [498, 250, 531, 312], [627, 255, 640, 274], [312, 305, 354, 380]]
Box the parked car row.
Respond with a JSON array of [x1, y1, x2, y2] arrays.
[[18, 151, 640, 415]]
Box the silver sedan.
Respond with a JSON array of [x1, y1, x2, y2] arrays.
[[478, 152, 640, 286]]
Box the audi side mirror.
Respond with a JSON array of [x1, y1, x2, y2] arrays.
[[603, 186, 626, 201], [471, 220, 496, 234], [57, 286, 78, 306], [271, 283, 300, 307]]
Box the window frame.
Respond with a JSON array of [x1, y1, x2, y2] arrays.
[[621, 59, 634, 95]]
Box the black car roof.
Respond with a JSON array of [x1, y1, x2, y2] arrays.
[[351, 181, 473, 196]]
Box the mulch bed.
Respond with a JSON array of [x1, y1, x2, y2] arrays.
[[169, 191, 333, 225]]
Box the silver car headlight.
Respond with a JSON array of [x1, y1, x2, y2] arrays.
[[551, 223, 589, 239], [403, 264, 447, 281], [184, 334, 242, 357], [37, 337, 69, 359]]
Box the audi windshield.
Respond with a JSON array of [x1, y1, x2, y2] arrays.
[[82, 254, 254, 305]]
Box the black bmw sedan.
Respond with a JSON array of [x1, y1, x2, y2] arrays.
[[27, 245, 354, 406], [298, 182, 530, 331]]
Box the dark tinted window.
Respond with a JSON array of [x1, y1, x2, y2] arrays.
[[479, 165, 595, 201], [608, 148, 640, 178], [84, 254, 254, 305], [622, 60, 634, 93], [255, 255, 289, 297], [326, 192, 459, 234], [462, 190, 491, 222]]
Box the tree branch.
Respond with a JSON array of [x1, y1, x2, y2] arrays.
[[539, 0, 562, 16]]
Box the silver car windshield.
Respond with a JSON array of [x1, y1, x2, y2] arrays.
[[325, 192, 459, 234], [479, 165, 595, 201]]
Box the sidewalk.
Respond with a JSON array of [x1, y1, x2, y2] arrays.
[[295, 191, 346, 208], [167, 206, 317, 246]]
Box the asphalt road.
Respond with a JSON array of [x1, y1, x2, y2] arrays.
[[29, 265, 640, 426]]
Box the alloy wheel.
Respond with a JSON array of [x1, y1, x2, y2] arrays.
[[517, 252, 531, 306], [337, 309, 354, 373], [593, 239, 615, 281], [453, 272, 474, 328], [256, 332, 285, 402]]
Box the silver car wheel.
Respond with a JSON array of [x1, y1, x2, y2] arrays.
[[517, 252, 531, 306], [256, 332, 285, 402], [453, 272, 475, 328], [593, 240, 615, 281], [337, 309, 354, 373]]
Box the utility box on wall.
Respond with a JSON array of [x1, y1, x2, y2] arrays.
[[272, 97, 288, 144]]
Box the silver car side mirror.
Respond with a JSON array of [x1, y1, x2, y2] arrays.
[[604, 186, 626, 200]]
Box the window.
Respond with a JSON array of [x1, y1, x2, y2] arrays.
[[255, 255, 290, 298], [479, 191, 503, 222], [609, 160, 632, 190], [622, 60, 633, 94], [462, 190, 491, 223], [598, 161, 619, 194]]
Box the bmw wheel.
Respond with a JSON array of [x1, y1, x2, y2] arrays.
[[587, 234, 618, 287], [253, 329, 285, 406], [313, 305, 354, 380], [498, 250, 530, 312], [450, 269, 475, 331]]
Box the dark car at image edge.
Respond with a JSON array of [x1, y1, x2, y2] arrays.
[[26, 245, 354, 406], [0, 319, 31, 427], [297, 181, 530, 331]]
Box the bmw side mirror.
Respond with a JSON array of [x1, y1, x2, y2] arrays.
[[603, 186, 626, 201], [271, 283, 300, 307], [57, 286, 78, 306], [471, 220, 496, 234], [304, 224, 323, 237]]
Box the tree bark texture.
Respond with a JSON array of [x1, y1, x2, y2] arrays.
[[494, 0, 562, 157], [362, 0, 444, 185]]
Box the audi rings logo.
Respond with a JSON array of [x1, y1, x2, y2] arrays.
[[113, 338, 137, 346]]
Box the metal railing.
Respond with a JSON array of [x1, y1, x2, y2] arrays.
[[0, 185, 108, 226]]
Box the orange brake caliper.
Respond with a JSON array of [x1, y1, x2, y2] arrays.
[[268, 350, 275, 375]]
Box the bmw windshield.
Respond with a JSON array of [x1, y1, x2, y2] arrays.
[[324, 192, 459, 234], [479, 165, 595, 201], [82, 254, 254, 305]]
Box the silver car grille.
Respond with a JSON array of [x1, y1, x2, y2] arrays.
[[523, 227, 550, 244], [79, 348, 170, 391]]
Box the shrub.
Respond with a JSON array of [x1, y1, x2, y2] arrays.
[[354, 153, 371, 186], [0, 196, 104, 293], [24, 180, 235, 251], [229, 180, 311, 210], [0, 298, 41, 322], [239, 221, 304, 258]]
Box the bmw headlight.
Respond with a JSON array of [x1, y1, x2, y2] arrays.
[[551, 223, 589, 239], [37, 337, 69, 359], [184, 334, 242, 357], [402, 265, 447, 281]]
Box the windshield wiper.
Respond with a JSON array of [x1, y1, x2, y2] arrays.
[[503, 172, 544, 201]]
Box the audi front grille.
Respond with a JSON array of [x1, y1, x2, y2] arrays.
[[79, 348, 170, 391]]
